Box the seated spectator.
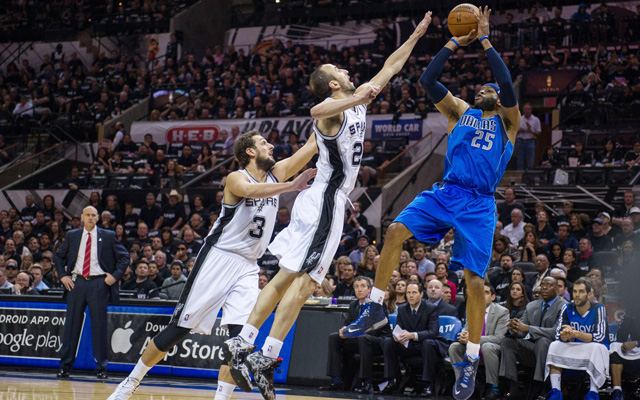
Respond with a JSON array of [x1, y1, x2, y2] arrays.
[[624, 140, 640, 170], [529, 254, 551, 292], [500, 277, 566, 399], [29, 265, 48, 291], [613, 219, 638, 250], [358, 140, 385, 187], [433, 262, 457, 303], [147, 262, 164, 288], [497, 187, 525, 227], [490, 235, 518, 267], [502, 281, 529, 319], [501, 209, 525, 245], [159, 190, 186, 231], [356, 245, 378, 279], [413, 243, 435, 279], [568, 141, 592, 166], [586, 267, 607, 303], [177, 144, 198, 170], [442, 283, 453, 303], [535, 210, 556, 245], [545, 278, 609, 400], [394, 279, 407, 306], [548, 222, 579, 250], [589, 217, 613, 251], [348, 235, 369, 266], [381, 282, 444, 396], [491, 254, 514, 301], [597, 139, 623, 166], [91, 147, 111, 175], [449, 283, 509, 400], [609, 311, 640, 400], [161, 261, 187, 300], [425, 279, 457, 315], [433, 228, 455, 258], [313, 278, 333, 298], [196, 144, 216, 171], [333, 262, 355, 298], [563, 248, 585, 283], [540, 146, 563, 168], [556, 276, 571, 301], [109, 152, 133, 174], [321, 276, 391, 394], [577, 237, 594, 268], [161, 160, 182, 189], [12, 271, 38, 295], [121, 261, 158, 296], [518, 230, 543, 263], [346, 201, 371, 239]]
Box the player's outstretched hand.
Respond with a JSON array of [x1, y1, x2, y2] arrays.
[[413, 11, 432, 38], [357, 84, 381, 105], [292, 168, 317, 191], [474, 6, 491, 39], [453, 29, 477, 47]]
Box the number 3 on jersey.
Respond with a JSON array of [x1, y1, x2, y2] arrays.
[[249, 216, 265, 238], [470, 130, 494, 151]]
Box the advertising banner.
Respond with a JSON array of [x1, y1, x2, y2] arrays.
[[0, 306, 69, 360], [370, 118, 424, 140], [0, 302, 292, 382]]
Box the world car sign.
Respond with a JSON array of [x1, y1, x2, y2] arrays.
[[165, 126, 220, 144]]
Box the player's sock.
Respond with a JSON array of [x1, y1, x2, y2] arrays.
[[262, 337, 283, 359], [550, 373, 561, 390], [239, 324, 259, 345], [466, 342, 480, 360], [589, 377, 598, 392], [129, 359, 152, 381], [370, 287, 385, 305], [215, 381, 236, 400], [614, 386, 622, 391]]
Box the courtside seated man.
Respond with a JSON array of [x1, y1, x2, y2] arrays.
[[344, 7, 520, 400]]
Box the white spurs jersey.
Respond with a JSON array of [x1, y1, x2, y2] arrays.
[[313, 100, 367, 194], [206, 169, 279, 262]]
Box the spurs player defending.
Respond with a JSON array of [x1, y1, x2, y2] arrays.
[[107, 130, 317, 400], [223, 12, 434, 400]]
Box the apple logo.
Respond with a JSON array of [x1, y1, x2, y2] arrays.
[[111, 321, 134, 354]]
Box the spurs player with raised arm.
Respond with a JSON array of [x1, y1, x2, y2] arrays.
[[107, 130, 317, 400], [223, 12, 434, 400]]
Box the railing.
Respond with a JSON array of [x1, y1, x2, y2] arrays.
[[376, 132, 432, 185]]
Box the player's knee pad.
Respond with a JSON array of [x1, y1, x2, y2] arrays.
[[153, 324, 191, 352], [227, 324, 242, 338]]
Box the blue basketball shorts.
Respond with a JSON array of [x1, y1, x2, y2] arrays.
[[394, 182, 497, 278]]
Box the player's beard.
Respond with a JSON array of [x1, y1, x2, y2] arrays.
[[340, 80, 356, 95], [256, 153, 276, 172], [473, 96, 498, 111]]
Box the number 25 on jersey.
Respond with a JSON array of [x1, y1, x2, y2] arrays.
[[470, 130, 494, 151]]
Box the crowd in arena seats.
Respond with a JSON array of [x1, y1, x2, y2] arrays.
[[0, 0, 196, 42]]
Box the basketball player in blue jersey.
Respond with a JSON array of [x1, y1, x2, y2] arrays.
[[223, 12, 434, 400], [344, 7, 521, 400]]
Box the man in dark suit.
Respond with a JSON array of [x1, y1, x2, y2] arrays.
[[527, 254, 551, 292], [382, 282, 444, 396], [321, 276, 391, 394], [55, 206, 129, 380], [425, 279, 458, 316], [499, 276, 567, 399]]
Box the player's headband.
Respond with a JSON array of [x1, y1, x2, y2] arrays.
[[483, 83, 501, 99]]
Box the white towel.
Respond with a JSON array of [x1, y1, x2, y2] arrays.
[[545, 341, 610, 387], [610, 342, 640, 361]]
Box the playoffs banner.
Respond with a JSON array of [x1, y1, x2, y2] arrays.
[[131, 114, 441, 145], [0, 307, 68, 360], [131, 117, 315, 145]]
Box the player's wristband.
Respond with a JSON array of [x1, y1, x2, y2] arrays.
[[480, 36, 490, 43], [449, 38, 459, 48]]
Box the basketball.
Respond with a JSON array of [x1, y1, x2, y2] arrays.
[[448, 3, 479, 37]]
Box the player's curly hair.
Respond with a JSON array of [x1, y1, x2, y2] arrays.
[[234, 130, 261, 168], [310, 66, 335, 99]]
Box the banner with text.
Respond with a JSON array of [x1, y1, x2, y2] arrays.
[[370, 118, 424, 140], [131, 115, 440, 145], [0, 306, 69, 360]]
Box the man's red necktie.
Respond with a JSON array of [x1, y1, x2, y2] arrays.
[[82, 233, 91, 278]]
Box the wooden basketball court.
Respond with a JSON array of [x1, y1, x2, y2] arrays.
[[1, 370, 451, 400]]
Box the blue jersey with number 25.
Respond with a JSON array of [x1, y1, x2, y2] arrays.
[[443, 108, 513, 195]]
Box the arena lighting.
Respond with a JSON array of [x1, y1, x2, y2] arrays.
[[275, 0, 280, 3]]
